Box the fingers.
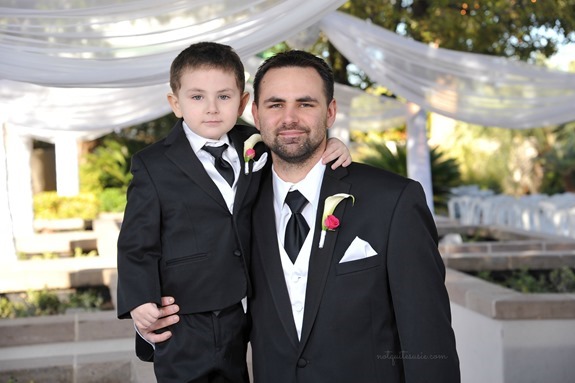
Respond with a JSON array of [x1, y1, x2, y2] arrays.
[[158, 303, 180, 319], [146, 330, 173, 344], [160, 296, 175, 306], [331, 155, 352, 169], [148, 314, 180, 332]]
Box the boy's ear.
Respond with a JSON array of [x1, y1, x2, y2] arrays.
[[251, 101, 261, 131], [237, 91, 250, 117], [167, 93, 183, 118]]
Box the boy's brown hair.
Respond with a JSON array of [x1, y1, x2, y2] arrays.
[[169, 42, 245, 93]]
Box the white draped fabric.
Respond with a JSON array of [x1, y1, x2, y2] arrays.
[[320, 11, 575, 130], [1, 1, 575, 259]]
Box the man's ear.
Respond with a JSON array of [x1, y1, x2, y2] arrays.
[[167, 93, 183, 118], [237, 91, 250, 117], [326, 98, 337, 130], [251, 101, 261, 131]]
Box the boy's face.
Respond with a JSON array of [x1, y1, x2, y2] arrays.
[[168, 67, 249, 140]]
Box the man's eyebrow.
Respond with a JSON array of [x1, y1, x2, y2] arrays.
[[296, 96, 319, 103], [263, 96, 319, 103], [263, 96, 285, 103]]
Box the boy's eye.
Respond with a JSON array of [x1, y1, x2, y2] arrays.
[[219, 95, 231, 100], [191, 95, 203, 100]]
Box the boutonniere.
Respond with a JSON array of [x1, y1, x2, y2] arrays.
[[319, 193, 355, 248], [243, 133, 263, 175]]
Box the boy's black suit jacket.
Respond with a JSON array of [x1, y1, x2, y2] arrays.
[[116, 120, 267, 360], [249, 162, 460, 383]]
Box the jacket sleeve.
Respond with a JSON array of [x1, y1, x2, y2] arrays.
[[116, 154, 163, 319], [387, 181, 460, 383]]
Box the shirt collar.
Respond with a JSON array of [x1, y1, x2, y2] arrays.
[[272, 159, 326, 210], [182, 120, 231, 154]]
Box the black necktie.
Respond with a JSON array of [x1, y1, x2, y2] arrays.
[[284, 190, 309, 263], [202, 144, 235, 186]]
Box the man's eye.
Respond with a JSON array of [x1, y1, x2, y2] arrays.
[[269, 104, 282, 108], [300, 103, 313, 108]]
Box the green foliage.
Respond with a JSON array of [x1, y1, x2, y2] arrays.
[[476, 267, 575, 293], [67, 289, 104, 310], [26, 289, 64, 316], [80, 137, 132, 193], [549, 267, 575, 293], [0, 287, 110, 319], [0, 296, 28, 319], [537, 122, 575, 194], [33, 191, 99, 220], [72, 247, 98, 258], [358, 140, 461, 213], [99, 187, 127, 213], [320, 1, 575, 85]]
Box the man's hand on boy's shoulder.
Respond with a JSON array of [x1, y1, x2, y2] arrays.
[[134, 296, 180, 344]]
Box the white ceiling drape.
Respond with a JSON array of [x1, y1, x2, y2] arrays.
[[1, 1, 574, 143], [320, 11, 575, 130], [2, 1, 575, 255], [0, 0, 347, 142]]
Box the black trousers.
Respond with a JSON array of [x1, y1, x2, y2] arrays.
[[153, 302, 249, 383]]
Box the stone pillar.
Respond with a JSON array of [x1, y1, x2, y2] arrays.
[[0, 123, 17, 261], [4, 124, 35, 240], [406, 103, 434, 214], [55, 134, 80, 196]]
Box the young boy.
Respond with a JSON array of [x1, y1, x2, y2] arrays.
[[116, 42, 350, 383]]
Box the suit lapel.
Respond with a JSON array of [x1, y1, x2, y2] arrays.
[[163, 121, 229, 210], [298, 165, 351, 351], [255, 172, 300, 349]]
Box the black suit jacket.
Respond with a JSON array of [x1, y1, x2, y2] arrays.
[[116, 120, 267, 359], [249, 162, 460, 383]]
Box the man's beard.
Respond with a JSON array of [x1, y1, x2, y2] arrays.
[[267, 123, 325, 164]]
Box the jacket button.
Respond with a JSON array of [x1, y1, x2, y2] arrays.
[[233, 250, 241, 257], [297, 358, 308, 368]]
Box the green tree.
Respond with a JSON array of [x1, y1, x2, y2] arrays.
[[322, 0, 575, 85]]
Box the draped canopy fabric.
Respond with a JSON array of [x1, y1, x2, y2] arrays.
[[1, 0, 574, 143], [2, 1, 575, 258], [320, 12, 575, 130]]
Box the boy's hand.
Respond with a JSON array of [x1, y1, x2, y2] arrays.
[[324, 137, 352, 169], [131, 296, 180, 344]]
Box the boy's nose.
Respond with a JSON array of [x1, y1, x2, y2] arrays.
[[206, 99, 219, 113]]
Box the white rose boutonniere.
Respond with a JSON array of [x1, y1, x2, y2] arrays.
[[319, 193, 355, 248], [243, 133, 263, 175]]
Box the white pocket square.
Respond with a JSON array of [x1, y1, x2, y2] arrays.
[[339, 236, 378, 263], [251, 152, 268, 173]]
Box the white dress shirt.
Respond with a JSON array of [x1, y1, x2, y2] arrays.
[[272, 159, 326, 340], [182, 121, 239, 214]]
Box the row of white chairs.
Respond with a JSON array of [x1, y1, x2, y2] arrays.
[[448, 189, 575, 238]]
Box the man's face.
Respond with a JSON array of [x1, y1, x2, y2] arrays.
[[167, 68, 249, 140], [252, 66, 336, 164]]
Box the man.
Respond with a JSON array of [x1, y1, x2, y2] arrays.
[[247, 50, 460, 382]]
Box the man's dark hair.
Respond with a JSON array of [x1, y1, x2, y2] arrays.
[[253, 50, 334, 105], [169, 42, 245, 93]]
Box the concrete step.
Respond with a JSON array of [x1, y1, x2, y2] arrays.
[[0, 311, 155, 382]]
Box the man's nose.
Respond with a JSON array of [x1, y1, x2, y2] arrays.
[[281, 105, 299, 124]]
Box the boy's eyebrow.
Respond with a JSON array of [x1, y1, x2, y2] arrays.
[[185, 87, 235, 93]]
